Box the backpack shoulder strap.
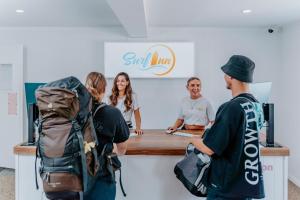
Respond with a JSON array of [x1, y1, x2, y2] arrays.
[[93, 103, 126, 196], [235, 96, 251, 102], [93, 103, 106, 118]]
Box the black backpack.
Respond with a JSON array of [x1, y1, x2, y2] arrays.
[[35, 76, 101, 200]]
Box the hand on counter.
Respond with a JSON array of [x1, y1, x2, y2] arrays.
[[166, 126, 177, 134], [135, 129, 143, 135]]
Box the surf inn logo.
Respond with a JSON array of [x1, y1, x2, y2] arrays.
[[122, 44, 176, 76]]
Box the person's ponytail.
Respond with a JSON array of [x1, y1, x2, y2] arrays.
[[85, 72, 107, 102]]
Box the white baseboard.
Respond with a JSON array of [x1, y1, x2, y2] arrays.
[[289, 175, 300, 188]]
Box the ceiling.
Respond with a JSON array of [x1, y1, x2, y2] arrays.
[[1, 0, 300, 36], [147, 0, 300, 27], [0, 0, 120, 27]]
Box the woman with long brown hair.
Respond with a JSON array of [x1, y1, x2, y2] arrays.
[[108, 72, 143, 135], [84, 72, 129, 200]]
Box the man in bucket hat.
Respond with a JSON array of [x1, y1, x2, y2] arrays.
[[190, 55, 265, 200]]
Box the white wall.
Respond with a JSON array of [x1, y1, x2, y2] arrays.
[[0, 26, 281, 135], [280, 22, 300, 187]]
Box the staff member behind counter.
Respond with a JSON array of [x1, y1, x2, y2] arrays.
[[106, 72, 143, 135], [167, 77, 215, 133]]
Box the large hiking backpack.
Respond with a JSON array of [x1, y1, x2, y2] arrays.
[[35, 76, 101, 200]]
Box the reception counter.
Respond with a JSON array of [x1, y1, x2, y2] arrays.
[[14, 130, 289, 200]]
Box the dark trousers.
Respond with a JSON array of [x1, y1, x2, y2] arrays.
[[83, 178, 116, 200], [207, 193, 252, 200]]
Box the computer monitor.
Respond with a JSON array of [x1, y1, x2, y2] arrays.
[[24, 83, 45, 144], [249, 82, 280, 147], [27, 103, 39, 144], [249, 82, 272, 103], [24, 82, 45, 115]]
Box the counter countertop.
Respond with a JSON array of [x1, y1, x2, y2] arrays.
[[14, 129, 289, 156]]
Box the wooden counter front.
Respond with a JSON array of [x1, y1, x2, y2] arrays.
[[14, 129, 289, 156]]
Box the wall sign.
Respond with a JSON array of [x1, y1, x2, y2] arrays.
[[104, 42, 194, 78]]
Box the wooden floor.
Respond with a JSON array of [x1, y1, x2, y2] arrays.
[[0, 168, 299, 200]]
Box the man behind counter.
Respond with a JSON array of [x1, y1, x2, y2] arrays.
[[167, 77, 215, 133]]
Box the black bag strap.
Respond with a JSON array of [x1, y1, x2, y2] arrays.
[[35, 140, 39, 190], [79, 191, 83, 200], [35, 117, 44, 190], [93, 103, 106, 118], [92, 103, 106, 145], [73, 120, 88, 192], [93, 102, 117, 143], [118, 168, 127, 196], [235, 96, 252, 104], [89, 115, 99, 145], [77, 131, 88, 192], [93, 102, 126, 196]]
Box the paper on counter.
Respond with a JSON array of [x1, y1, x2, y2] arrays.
[[173, 132, 195, 137], [130, 133, 138, 137]]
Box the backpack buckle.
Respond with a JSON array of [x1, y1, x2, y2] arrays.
[[72, 120, 81, 131]]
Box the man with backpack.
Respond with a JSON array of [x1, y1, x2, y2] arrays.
[[190, 55, 265, 200]]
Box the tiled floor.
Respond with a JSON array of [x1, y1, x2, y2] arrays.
[[289, 181, 300, 200], [0, 168, 15, 200], [0, 168, 300, 200]]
